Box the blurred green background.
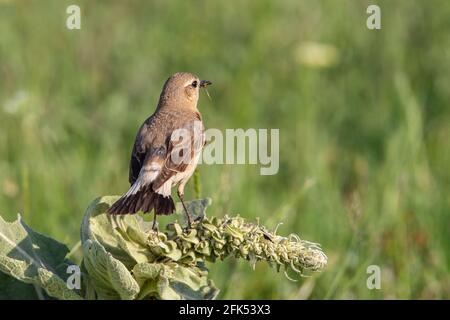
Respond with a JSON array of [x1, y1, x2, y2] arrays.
[[1, 0, 449, 299]]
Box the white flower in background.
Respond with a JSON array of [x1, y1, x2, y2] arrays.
[[295, 41, 339, 68], [3, 90, 28, 114]]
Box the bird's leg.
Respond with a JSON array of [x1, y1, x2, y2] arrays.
[[177, 189, 192, 229], [152, 210, 158, 231]]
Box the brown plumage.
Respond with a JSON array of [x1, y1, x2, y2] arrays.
[[107, 72, 211, 228]]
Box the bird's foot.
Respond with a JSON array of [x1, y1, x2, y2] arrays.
[[194, 215, 204, 223]]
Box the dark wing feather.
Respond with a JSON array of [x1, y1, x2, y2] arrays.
[[129, 146, 145, 185], [128, 115, 155, 185]]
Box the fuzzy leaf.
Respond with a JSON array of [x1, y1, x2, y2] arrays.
[[132, 262, 219, 300], [0, 272, 43, 300], [82, 239, 140, 300], [81, 196, 151, 268], [80, 196, 218, 300], [0, 215, 82, 300]]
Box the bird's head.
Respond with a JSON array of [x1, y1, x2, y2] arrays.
[[159, 72, 212, 109]]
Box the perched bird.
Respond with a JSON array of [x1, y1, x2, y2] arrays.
[[107, 72, 212, 228]]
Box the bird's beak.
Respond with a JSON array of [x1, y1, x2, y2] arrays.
[[200, 80, 212, 88]]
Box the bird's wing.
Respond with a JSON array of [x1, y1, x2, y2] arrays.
[[129, 110, 204, 190], [151, 112, 204, 191], [129, 145, 145, 185], [128, 114, 157, 185]]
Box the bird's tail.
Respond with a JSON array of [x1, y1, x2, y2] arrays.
[[107, 184, 175, 215]]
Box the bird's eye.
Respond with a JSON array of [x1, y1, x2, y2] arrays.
[[192, 80, 198, 88]]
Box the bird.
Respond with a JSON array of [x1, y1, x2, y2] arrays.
[[107, 72, 212, 229]]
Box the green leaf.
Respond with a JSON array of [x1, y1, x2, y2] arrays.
[[81, 196, 153, 268], [0, 272, 43, 300], [80, 196, 219, 300], [132, 262, 219, 300], [0, 214, 82, 300], [82, 239, 140, 300]]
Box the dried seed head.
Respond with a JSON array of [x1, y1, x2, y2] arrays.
[[146, 215, 327, 278]]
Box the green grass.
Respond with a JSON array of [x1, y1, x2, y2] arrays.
[[1, 0, 449, 299]]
